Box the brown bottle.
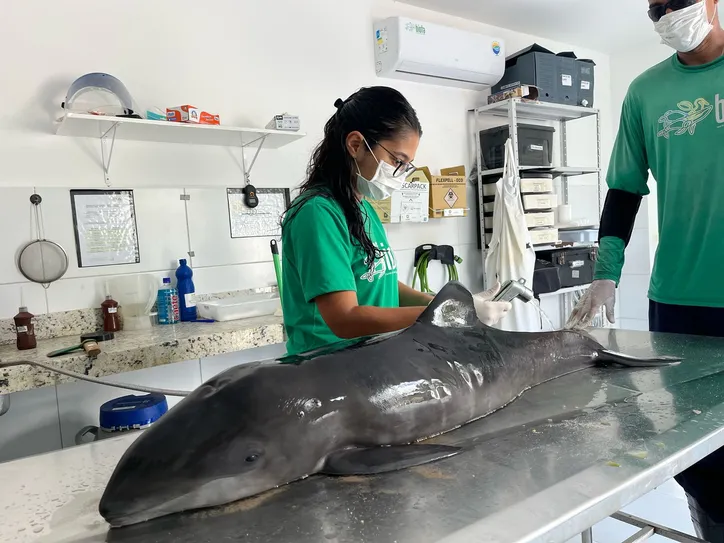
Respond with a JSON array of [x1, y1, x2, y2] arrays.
[[14, 306, 36, 351], [102, 295, 121, 332]]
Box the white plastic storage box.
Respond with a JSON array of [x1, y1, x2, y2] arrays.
[[525, 211, 555, 228], [197, 293, 281, 322]]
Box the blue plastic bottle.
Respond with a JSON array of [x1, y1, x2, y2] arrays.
[[157, 278, 179, 325], [175, 259, 197, 322]]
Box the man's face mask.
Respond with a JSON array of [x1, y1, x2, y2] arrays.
[[652, 0, 718, 53]]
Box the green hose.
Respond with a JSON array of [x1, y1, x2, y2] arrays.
[[270, 240, 283, 302], [412, 250, 462, 295]]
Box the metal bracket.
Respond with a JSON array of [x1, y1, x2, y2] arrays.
[[240, 134, 269, 185], [99, 122, 119, 187], [580, 511, 708, 543]]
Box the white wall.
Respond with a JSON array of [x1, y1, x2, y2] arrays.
[[608, 40, 671, 331], [0, 0, 612, 323]]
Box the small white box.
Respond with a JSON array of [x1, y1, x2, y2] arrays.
[[523, 193, 557, 211], [525, 211, 555, 228], [482, 183, 497, 197], [266, 114, 300, 131], [529, 227, 559, 245], [520, 178, 553, 193], [483, 201, 495, 214]]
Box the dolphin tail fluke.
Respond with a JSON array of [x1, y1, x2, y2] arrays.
[[598, 349, 682, 367], [321, 444, 461, 476]]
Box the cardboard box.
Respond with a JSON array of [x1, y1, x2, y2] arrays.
[[167, 105, 220, 125], [367, 197, 392, 224], [391, 169, 430, 223], [366, 169, 431, 224], [487, 84, 540, 105], [266, 114, 300, 131], [429, 165, 468, 219]]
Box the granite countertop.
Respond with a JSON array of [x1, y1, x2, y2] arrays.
[[0, 316, 285, 395]]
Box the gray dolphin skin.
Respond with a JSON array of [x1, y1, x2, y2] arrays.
[[99, 281, 681, 527]]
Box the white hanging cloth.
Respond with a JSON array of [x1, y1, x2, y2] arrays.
[[484, 138, 539, 332]]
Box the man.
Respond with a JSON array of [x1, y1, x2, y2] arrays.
[[567, 0, 724, 540]]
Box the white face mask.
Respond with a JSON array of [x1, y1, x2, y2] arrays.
[[355, 140, 405, 200], [654, 1, 717, 53]]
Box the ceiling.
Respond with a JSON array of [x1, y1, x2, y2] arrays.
[[397, 0, 657, 54]]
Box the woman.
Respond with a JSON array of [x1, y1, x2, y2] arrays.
[[281, 86, 510, 357]]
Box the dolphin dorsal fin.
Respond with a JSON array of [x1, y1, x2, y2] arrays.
[[417, 281, 478, 328]]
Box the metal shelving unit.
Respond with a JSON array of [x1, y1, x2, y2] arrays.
[[470, 98, 606, 326]]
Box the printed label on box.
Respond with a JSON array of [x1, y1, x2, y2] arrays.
[[391, 179, 429, 223], [562, 74, 572, 87], [444, 189, 459, 208], [529, 144, 544, 151], [444, 208, 465, 217], [581, 80, 591, 90]]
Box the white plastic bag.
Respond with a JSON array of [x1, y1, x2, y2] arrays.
[[484, 138, 539, 332]]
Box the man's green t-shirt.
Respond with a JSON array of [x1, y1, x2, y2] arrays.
[[280, 194, 399, 356], [596, 54, 724, 307]]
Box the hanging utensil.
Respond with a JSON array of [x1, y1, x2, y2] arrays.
[[17, 194, 69, 288]]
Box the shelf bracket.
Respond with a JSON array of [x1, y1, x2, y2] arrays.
[[99, 122, 119, 187], [239, 134, 268, 185]]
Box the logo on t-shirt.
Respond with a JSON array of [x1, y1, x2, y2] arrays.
[[360, 242, 398, 283], [657, 97, 713, 138]]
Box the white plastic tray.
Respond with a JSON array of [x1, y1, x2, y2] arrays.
[[197, 293, 281, 322]]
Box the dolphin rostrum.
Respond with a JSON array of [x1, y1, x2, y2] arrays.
[[99, 281, 680, 527]]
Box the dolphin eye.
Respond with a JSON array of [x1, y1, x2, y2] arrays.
[[245, 454, 259, 463]]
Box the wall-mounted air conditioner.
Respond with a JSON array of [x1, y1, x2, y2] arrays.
[[373, 17, 505, 91]]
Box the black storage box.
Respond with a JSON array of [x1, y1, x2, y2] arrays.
[[479, 123, 555, 170], [533, 259, 561, 296], [536, 246, 597, 288], [491, 43, 596, 107]]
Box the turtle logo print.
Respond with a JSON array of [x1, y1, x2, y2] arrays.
[[360, 243, 397, 283], [657, 98, 713, 138]]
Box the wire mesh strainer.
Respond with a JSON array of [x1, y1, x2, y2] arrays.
[[17, 194, 69, 287]]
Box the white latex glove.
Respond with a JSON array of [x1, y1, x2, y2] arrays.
[[473, 282, 513, 326], [565, 279, 616, 330]]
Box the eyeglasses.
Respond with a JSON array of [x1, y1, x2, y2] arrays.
[[368, 139, 416, 178], [648, 0, 698, 22]]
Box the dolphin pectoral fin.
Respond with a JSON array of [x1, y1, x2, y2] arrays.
[[598, 349, 682, 367], [320, 444, 462, 476]]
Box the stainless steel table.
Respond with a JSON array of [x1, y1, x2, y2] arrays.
[[2, 329, 724, 543]]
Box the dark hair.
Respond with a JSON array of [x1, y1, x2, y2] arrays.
[[283, 86, 422, 267]]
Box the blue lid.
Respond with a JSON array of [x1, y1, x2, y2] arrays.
[[99, 393, 168, 431], [162, 277, 171, 284]]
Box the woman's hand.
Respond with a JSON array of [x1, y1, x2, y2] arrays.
[[472, 282, 512, 326]]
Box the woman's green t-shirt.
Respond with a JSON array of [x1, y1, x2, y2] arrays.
[[280, 195, 399, 356]]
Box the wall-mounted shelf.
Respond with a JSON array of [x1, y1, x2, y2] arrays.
[[56, 113, 305, 149], [55, 113, 306, 186]]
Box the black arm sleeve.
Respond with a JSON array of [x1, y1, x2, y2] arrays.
[[598, 188, 643, 247]]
